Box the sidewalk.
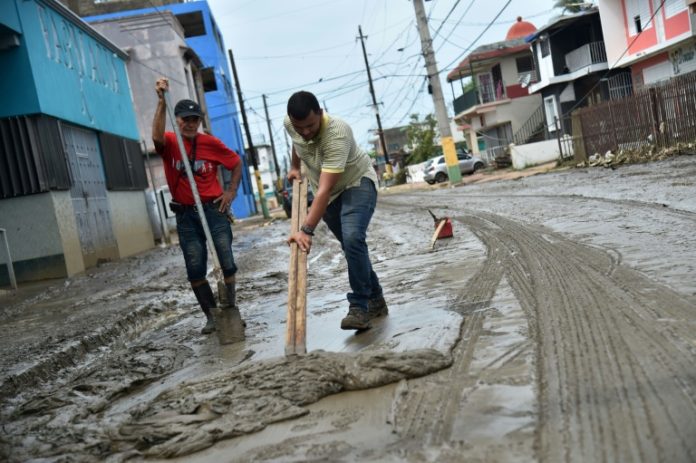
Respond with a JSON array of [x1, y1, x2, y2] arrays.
[[380, 161, 562, 195]]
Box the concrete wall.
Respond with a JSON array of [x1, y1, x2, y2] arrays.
[[107, 191, 155, 258], [406, 160, 429, 183], [50, 191, 85, 277], [0, 192, 86, 284], [90, 12, 201, 153], [505, 94, 543, 133], [84, 2, 257, 218], [510, 138, 570, 169]]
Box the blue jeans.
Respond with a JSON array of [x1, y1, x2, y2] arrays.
[[176, 203, 237, 281], [322, 177, 382, 310]]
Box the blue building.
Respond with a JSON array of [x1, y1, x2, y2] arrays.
[[80, 0, 257, 219], [0, 0, 154, 285]]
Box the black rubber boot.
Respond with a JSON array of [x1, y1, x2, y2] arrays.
[[192, 281, 217, 334], [221, 276, 237, 309], [223, 276, 247, 328]]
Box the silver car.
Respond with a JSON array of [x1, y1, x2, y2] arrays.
[[423, 150, 485, 184]]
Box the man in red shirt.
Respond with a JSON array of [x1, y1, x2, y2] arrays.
[[152, 77, 244, 335]]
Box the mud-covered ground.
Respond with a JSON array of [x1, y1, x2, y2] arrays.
[[1, 155, 695, 462]]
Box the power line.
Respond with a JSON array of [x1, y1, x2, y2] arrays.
[[442, 0, 512, 73]]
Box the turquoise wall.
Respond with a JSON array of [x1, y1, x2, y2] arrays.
[[0, 0, 138, 140], [0, 0, 21, 32], [0, 1, 40, 114]]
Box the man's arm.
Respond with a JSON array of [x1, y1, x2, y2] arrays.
[[152, 78, 168, 151], [215, 154, 242, 212], [302, 171, 339, 230], [287, 147, 302, 180]]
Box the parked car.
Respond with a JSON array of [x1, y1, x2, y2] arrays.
[[423, 150, 485, 184], [281, 177, 314, 218]]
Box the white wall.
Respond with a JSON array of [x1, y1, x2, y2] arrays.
[[599, 0, 630, 66], [510, 138, 572, 169], [406, 160, 429, 183], [108, 191, 155, 258], [51, 191, 84, 276]]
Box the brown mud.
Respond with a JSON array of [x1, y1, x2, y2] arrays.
[[1, 155, 695, 462]]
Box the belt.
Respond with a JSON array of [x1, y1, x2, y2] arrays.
[[169, 201, 216, 214]]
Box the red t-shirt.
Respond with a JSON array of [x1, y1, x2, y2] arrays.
[[156, 132, 241, 205]]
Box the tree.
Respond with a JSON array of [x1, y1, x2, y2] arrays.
[[404, 113, 438, 165], [553, 0, 590, 13]]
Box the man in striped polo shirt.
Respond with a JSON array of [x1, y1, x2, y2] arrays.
[[284, 91, 387, 331]]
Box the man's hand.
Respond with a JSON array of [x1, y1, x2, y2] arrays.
[[214, 190, 236, 212], [287, 230, 312, 253], [155, 78, 169, 99], [287, 168, 301, 182]]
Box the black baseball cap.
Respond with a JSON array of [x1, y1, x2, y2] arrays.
[[174, 99, 203, 118]]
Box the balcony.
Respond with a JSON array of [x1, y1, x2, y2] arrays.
[[565, 41, 607, 73], [453, 88, 479, 115], [452, 79, 508, 115]]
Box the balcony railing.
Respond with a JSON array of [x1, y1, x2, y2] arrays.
[[453, 88, 479, 115], [565, 41, 607, 73], [452, 79, 508, 115]]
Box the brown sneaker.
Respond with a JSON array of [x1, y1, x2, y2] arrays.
[[366, 296, 388, 319], [340, 306, 371, 330]]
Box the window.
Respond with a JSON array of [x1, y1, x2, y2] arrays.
[[665, 0, 686, 17], [540, 37, 550, 57], [200, 67, 217, 92], [175, 11, 206, 38], [544, 95, 559, 132], [516, 56, 534, 73], [625, 0, 652, 35], [634, 15, 643, 33]]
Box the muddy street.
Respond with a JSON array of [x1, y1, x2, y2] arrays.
[[1, 156, 695, 462]]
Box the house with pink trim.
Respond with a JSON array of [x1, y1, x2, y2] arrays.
[[598, 0, 696, 91]]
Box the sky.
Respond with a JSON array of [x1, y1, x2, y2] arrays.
[[206, 0, 564, 163]]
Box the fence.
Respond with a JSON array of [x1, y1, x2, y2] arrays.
[[574, 71, 696, 158]]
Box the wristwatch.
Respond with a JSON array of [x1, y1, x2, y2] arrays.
[[300, 224, 315, 236]]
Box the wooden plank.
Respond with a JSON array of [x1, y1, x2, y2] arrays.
[[294, 174, 308, 354], [285, 177, 301, 355]]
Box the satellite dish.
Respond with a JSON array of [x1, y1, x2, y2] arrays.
[[519, 73, 532, 88]]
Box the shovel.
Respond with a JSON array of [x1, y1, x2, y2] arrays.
[[163, 91, 244, 344]]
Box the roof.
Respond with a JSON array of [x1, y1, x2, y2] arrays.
[[446, 37, 531, 82], [506, 17, 537, 40], [525, 7, 599, 43]]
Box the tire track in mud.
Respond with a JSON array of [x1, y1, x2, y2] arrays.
[[460, 211, 696, 462], [380, 197, 695, 462], [383, 202, 509, 450]]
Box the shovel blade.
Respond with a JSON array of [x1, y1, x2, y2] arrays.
[[214, 308, 245, 345]]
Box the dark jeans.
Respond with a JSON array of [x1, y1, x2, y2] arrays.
[[176, 202, 237, 281], [323, 177, 382, 310]]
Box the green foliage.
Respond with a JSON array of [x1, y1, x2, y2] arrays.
[[394, 168, 408, 185], [404, 113, 438, 165], [554, 0, 585, 13]]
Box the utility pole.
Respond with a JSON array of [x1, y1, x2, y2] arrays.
[[357, 25, 391, 175], [412, 0, 462, 184], [228, 48, 270, 218], [262, 94, 282, 193]]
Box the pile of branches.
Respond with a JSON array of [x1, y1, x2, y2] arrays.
[[577, 141, 696, 169]]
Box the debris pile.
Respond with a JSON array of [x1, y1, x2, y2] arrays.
[[578, 142, 695, 169]]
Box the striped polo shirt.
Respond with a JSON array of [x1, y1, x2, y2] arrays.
[[284, 113, 378, 203]]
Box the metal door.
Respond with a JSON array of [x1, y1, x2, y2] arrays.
[[62, 124, 117, 265]]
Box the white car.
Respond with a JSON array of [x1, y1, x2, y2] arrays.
[[423, 151, 485, 184]]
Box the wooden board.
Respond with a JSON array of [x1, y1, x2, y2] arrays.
[[285, 171, 308, 355]]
